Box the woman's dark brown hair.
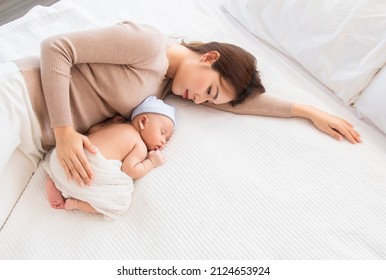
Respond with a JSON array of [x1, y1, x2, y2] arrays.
[[181, 41, 265, 105]]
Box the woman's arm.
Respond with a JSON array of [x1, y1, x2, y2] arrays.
[[291, 104, 361, 143], [205, 93, 293, 117], [205, 93, 361, 143], [40, 22, 164, 129]]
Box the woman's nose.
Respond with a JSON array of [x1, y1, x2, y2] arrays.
[[193, 93, 207, 104]]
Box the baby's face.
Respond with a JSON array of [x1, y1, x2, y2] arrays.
[[141, 114, 174, 151]]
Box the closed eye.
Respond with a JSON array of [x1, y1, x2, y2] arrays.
[[205, 86, 219, 104]]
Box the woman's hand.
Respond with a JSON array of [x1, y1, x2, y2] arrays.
[[292, 104, 362, 144], [54, 126, 96, 186]]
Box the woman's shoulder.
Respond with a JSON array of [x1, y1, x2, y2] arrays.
[[115, 21, 169, 72], [118, 21, 167, 49]]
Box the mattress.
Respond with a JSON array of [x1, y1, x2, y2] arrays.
[[1, 0, 386, 260]]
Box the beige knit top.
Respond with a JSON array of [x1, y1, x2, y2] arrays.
[[14, 21, 293, 150]]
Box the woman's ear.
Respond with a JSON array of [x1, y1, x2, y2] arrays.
[[139, 115, 149, 130], [200, 51, 220, 64]]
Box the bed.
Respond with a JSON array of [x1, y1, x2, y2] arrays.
[[1, 0, 386, 260]]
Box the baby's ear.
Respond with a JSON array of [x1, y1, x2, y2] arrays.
[[139, 115, 149, 130]]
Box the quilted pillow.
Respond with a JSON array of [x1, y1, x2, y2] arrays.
[[223, 0, 386, 105]]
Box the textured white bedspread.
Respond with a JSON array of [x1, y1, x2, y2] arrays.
[[1, 0, 386, 260]]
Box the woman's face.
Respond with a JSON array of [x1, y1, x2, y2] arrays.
[[171, 54, 235, 105]]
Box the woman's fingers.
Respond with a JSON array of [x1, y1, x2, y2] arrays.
[[329, 121, 362, 144], [328, 127, 344, 141], [347, 127, 362, 143], [60, 158, 72, 182], [80, 137, 95, 183], [77, 148, 94, 185], [61, 153, 90, 186], [54, 126, 94, 186], [83, 136, 97, 154]]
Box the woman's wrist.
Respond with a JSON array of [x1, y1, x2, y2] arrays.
[[54, 125, 74, 135], [291, 103, 317, 120]]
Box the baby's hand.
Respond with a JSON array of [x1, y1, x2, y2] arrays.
[[147, 150, 165, 168]]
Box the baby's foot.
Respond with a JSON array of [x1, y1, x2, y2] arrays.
[[46, 177, 65, 209], [64, 198, 79, 210]]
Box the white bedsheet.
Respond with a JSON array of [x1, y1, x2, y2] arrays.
[[1, 0, 386, 260]]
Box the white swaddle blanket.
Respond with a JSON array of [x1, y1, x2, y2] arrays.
[[44, 149, 134, 220]]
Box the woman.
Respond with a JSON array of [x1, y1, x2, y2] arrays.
[[1, 21, 360, 186]]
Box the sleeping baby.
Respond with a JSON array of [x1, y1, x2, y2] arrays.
[[43, 96, 175, 219]]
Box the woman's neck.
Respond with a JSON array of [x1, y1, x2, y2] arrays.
[[166, 44, 196, 78]]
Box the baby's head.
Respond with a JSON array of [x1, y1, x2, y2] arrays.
[[131, 96, 176, 151]]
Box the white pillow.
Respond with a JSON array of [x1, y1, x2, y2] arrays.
[[355, 66, 386, 135], [223, 0, 386, 105]]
